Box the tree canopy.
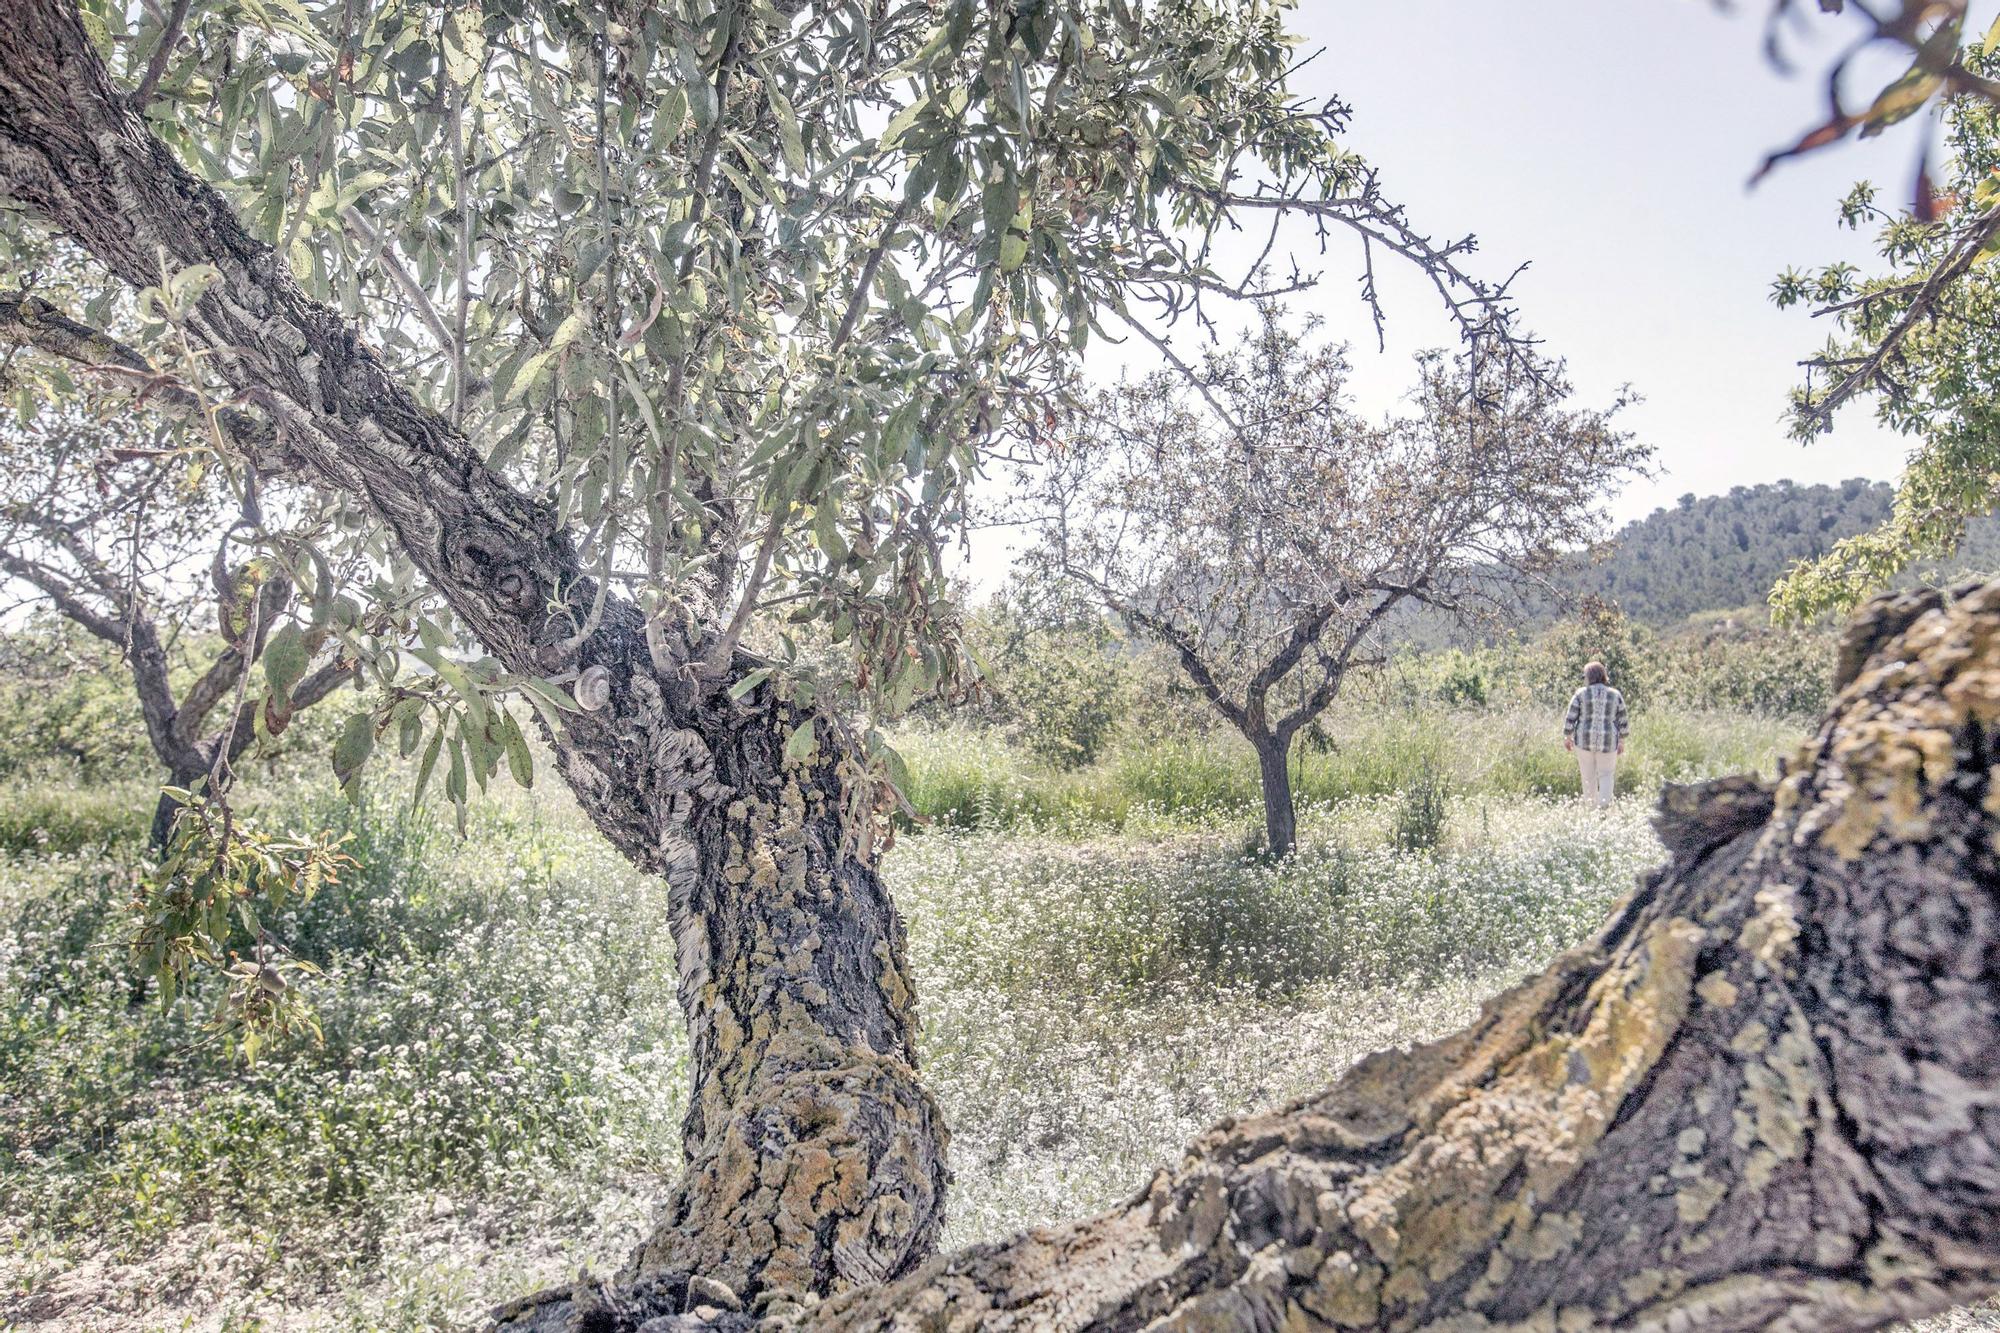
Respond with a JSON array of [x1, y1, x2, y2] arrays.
[[1764, 2, 2000, 617], [1024, 304, 1640, 850], [0, 0, 1537, 793]]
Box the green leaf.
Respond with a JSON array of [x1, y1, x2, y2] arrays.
[[443, 3, 485, 87], [728, 667, 773, 700], [783, 716, 817, 764], [412, 646, 489, 730], [332, 712, 375, 801], [999, 228, 1029, 272], [499, 708, 533, 788], [548, 308, 589, 351], [413, 723, 445, 807], [877, 737, 911, 794], [880, 94, 930, 150], [262, 623, 309, 699], [398, 707, 424, 758], [513, 673, 583, 716], [446, 731, 468, 806], [770, 86, 807, 173]]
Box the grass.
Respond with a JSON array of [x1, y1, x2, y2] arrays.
[[0, 706, 1988, 1330], [0, 769, 154, 856], [894, 701, 1803, 831], [1, 784, 689, 1329]]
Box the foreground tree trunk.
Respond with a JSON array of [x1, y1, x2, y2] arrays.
[[506, 583, 2000, 1331], [0, 3, 943, 1301]]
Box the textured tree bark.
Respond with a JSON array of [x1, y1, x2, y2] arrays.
[[0, 1, 943, 1302]]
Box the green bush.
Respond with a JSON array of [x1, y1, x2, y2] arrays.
[[0, 775, 153, 853], [1644, 622, 1836, 717], [997, 629, 1130, 770], [0, 785, 687, 1271], [1521, 596, 1653, 705], [1391, 761, 1450, 851], [0, 630, 147, 780]]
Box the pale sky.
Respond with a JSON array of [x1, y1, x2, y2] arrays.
[[963, 1, 1993, 586]]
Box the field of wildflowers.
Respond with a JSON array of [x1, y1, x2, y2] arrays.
[[2, 711, 1990, 1330]]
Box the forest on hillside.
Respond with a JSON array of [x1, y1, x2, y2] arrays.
[[1546, 479, 2000, 625]]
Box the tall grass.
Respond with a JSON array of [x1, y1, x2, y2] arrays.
[[896, 703, 1803, 832], [0, 783, 688, 1322], [0, 769, 154, 855], [1, 762, 1670, 1327]]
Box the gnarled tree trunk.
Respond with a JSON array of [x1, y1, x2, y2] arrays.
[[0, 2, 943, 1303]]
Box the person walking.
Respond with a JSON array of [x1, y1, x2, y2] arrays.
[[1563, 661, 1628, 809]]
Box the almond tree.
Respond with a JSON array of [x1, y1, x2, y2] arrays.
[[1027, 306, 1645, 854], [0, 301, 355, 845], [1755, 1, 2000, 617]]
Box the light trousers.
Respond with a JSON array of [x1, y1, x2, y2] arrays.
[[1577, 748, 1617, 808]]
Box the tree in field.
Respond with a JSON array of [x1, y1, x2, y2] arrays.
[[1025, 306, 1644, 854], [0, 302, 355, 845], [7, 4, 2000, 1331]]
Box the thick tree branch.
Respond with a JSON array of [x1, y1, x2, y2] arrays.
[[0, 540, 201, 774], [0, 544, 121, 642], [1113, 597, 1250, 732], [1274, 587, 1414, 742], [172, 574, 291, 745], [127, 0, 190, 110], [1244, 595, 1351, 717], [0, 291, 286, 467]]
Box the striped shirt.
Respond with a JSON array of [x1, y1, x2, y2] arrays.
[[1564, 683, 1629, 753]]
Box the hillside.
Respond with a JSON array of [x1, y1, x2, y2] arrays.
[[1557, 478, 2000, 625]]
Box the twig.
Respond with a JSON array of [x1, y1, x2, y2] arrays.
[[129, 0, 192, 109]]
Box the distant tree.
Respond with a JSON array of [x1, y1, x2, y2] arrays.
[[0, 361, 354, 846], [1027, 306, 1644, 854]]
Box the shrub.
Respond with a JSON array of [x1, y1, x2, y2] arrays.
[[997, 629, 1129, 770], [0, 626, 146, 780], [1435, 652, 1491, 706], [0, 784, 687, 1273], [1521, 596, 1653, 705], [1644, 622, 1836, 717], [0, 775, 153, 853], [1391, 762, 1450, 851]]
